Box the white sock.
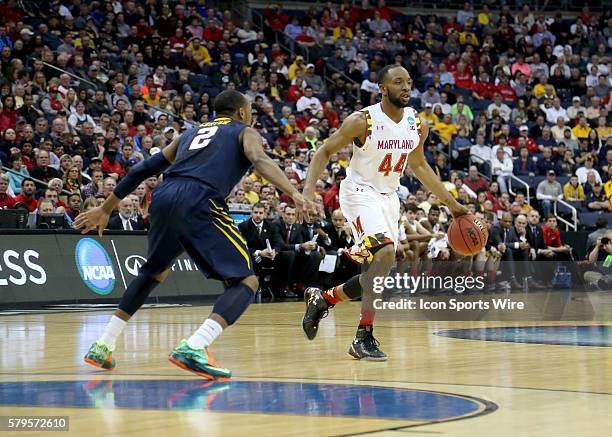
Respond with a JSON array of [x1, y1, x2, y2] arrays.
[[99, 315, 127, 350], [187, 319, 223, 349]]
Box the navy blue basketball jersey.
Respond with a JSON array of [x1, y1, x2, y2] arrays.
[[164, 117, 252, 197]]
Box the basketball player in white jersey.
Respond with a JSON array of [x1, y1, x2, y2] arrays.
[[301, 65, 468, 360]]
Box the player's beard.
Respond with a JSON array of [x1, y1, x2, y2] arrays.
[[387, 92, 410, 108]]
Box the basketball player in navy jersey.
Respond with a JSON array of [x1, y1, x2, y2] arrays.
[[75, 90, 311, 380]]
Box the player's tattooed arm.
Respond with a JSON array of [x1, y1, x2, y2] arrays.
[[242, 126, 312, 215], [408, 122, 468, 218], [303, 111, 366, 201]]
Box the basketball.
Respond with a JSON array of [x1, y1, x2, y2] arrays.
[[447, 215, 488, 256]]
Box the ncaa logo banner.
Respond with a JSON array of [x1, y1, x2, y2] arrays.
[[0, 234, 223, 304], [74, 238, 116, 295]]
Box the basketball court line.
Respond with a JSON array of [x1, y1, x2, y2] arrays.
[[330, 396, 496, 436], [0, 372, 609, 396]]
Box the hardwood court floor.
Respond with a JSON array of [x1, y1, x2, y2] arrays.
[[0, 298, 611, 437]]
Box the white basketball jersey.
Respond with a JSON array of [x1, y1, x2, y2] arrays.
[[346, 103, 421, 194]]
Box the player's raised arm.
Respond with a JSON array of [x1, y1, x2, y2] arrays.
[[74, 136, 181, 236], [242, 126, 312, 213], [303, 111, 365, 200], [408, 122, 468, 218]]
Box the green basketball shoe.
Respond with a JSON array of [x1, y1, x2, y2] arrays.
[[84, 340, 116, 370], [168, 339, 232, 381]]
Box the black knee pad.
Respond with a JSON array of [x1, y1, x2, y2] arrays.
[[212, 283, 254, 326]]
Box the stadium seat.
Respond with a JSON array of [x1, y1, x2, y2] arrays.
[[166, 70, 179, 85], [556, 200, 582, 215], [189, 74, 212, 92], [579, 212, 609, 229], [557, 176, 569, 186]]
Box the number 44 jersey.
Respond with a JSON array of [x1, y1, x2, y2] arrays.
[[164, 117, 252, 197], [346, 103, 422, 194]]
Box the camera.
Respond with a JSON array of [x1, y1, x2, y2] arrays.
[[601, 237, 610, 246]]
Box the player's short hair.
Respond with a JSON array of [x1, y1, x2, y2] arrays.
[[429, 205, 440, 214], [377, 64, 404, 84], [214, 90, 247, 117], [407, 204, 419, 213], [252, 202, 266, 211]]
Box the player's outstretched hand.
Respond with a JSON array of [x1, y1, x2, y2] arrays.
[[450, 203, 470, 218], [74, 207, 111, 237], [292, 192, 317, 223]]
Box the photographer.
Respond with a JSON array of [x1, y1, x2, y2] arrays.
[[584, 233, 612, 291]]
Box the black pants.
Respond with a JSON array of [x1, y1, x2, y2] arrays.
[[295, 250, 324, 288], [502, 249, 529, 282], [255, 251, 296, 294]]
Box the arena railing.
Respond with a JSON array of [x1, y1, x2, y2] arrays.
[[41, 60, 99, 91], [1, 165, 72, 197], [467, 155, 490, 180], [41, 61, 199, 129], [509, 174, 531, 204], [554, 198, 578, 231]]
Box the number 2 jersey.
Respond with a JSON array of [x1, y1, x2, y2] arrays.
[[346, 103, 421, 194], [164, 117, 251, 198]]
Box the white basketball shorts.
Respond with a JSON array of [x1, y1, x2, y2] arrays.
[[339, 177, 400, 250]]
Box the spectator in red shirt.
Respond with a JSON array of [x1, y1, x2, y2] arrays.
[[0, 95, 19, 131], [286, 78, 305, 102], [472, 72, 496, 100], [169, 28, 187, 54], [264, 5, 289, 33], [463, 165, 490, 193], [101, 148, 126, 178], [13, 179, 37, 212], [20, 142, 34, 171], [496, 75, 518, 102], [443, 16, 461, 35], [541, 215, 572, 261], [441, 52, 458, 73], [203, 21, 223, 42], [0, 173, 15, 209], [454, 61, 473, 89], [37, 187, 68, 211], [324, 103, 339, 128], [323, 170, 345, 213], [508, 126, 538, 154], [374, 0, 394, 21], [351, 0, 375, 24]]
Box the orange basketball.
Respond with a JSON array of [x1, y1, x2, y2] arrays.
[[447, 214, 488, 256]]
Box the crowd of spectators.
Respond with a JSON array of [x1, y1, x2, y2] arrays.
[[0, 0, 609, 292]]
